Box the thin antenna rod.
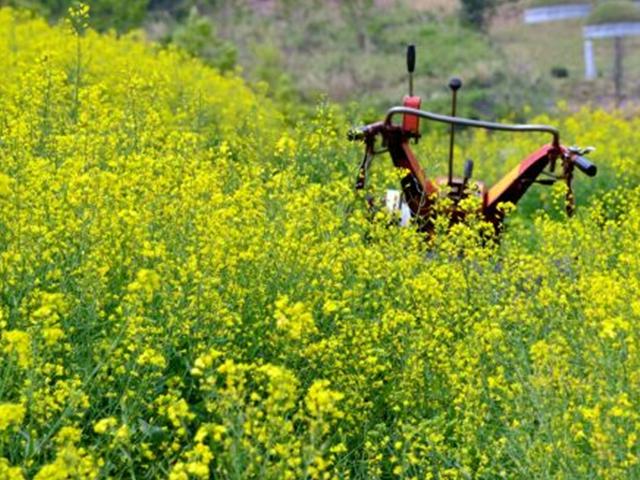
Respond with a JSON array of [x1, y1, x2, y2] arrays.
[[447, 77, 462, 186]]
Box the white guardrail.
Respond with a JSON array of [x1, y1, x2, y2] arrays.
[[524, 4, 591, 24]]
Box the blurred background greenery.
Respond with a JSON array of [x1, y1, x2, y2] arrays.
[[3, 0, 640, 121]]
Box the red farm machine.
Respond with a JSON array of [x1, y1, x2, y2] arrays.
[[348, 45, 597, 233]]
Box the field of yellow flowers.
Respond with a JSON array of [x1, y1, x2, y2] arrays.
[[1, 6, 640, 479]]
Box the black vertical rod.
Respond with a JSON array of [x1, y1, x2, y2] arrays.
[[448, 78, 462, 186], [409, 71, 414, 97], [407, 45, 416, 96]]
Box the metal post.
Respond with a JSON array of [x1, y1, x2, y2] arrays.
[[614, 37, 623, 106], [584, 39, 596, 80]]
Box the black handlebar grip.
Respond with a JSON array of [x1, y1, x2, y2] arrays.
[[449, 77, 462, 91], [407, 45, 416, 74], [573, 155, 597, 177]]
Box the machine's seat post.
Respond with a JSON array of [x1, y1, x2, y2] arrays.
[[447, 77, 462, 187]]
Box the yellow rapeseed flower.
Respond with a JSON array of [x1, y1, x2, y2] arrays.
[[2, 330, 31, 368], [0, 403, 25, 431], [274, 295, 318, 340]]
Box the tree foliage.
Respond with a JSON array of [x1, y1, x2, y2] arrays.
[[171, 7, 237, 72], [3, 0, 149, 32], [459, 0, 505, 30]]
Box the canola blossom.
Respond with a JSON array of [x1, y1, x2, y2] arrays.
[[1, 6, 640, 479]]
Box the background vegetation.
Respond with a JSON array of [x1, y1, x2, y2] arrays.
[[5, 1, 640, 118], [0, 0, 557, 120]]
